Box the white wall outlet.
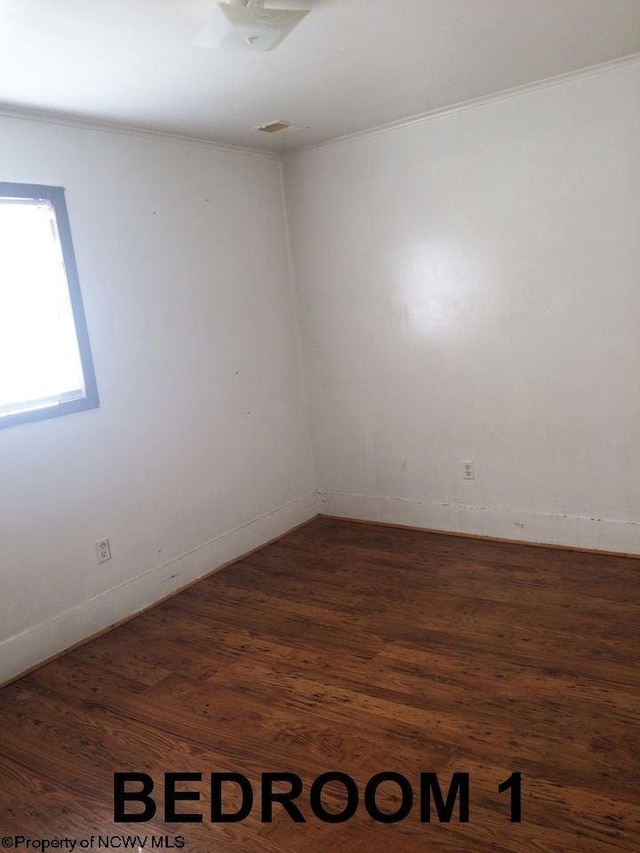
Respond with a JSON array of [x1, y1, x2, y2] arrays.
[[95, 537, 112, 564], [462, 460, 475, 480]]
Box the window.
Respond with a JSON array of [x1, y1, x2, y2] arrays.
[[0, 182, 99, 429]]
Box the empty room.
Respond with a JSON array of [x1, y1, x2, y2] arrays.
[[0, 1, 638, 851]]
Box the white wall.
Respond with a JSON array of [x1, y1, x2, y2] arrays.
[[2, 61, 639, 684], [0, 117, 316, 683], [284, 62, 640, 555]]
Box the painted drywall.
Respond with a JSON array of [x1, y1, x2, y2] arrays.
[[283, 61, 640, 554], [2, 61, 639, 684], [0, 118, 316, 683]]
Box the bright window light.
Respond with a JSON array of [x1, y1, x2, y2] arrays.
[[0, 183, 99, 429]]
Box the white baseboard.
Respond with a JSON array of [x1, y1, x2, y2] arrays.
[[4, 488, 635, 685], [1, 492, 319, 685], [318, 491, 639, 556]]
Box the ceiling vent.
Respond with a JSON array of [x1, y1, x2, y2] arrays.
[[195, 1, 309, 52], [254, 120, 305, 134]]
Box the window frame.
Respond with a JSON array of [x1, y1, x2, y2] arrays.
[[0, 182, 99, 430]]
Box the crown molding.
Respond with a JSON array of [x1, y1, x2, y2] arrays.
[[291, 52, 640, 157], [0, 104, 280, 162], [2, 52, 639, 162]]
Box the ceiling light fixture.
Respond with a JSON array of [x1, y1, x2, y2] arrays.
[[195, 0, 309, 52]]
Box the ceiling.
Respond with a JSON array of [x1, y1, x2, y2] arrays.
[[1, 0, 639, 153]]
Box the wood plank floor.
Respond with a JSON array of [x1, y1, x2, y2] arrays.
[[1, 517, 638, 852]]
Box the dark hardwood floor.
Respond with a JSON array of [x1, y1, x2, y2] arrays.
[[1, 517, 639, 851]]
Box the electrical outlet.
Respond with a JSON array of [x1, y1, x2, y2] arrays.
[[462, 460, 475, 480], [95, 537, 112, 564]]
